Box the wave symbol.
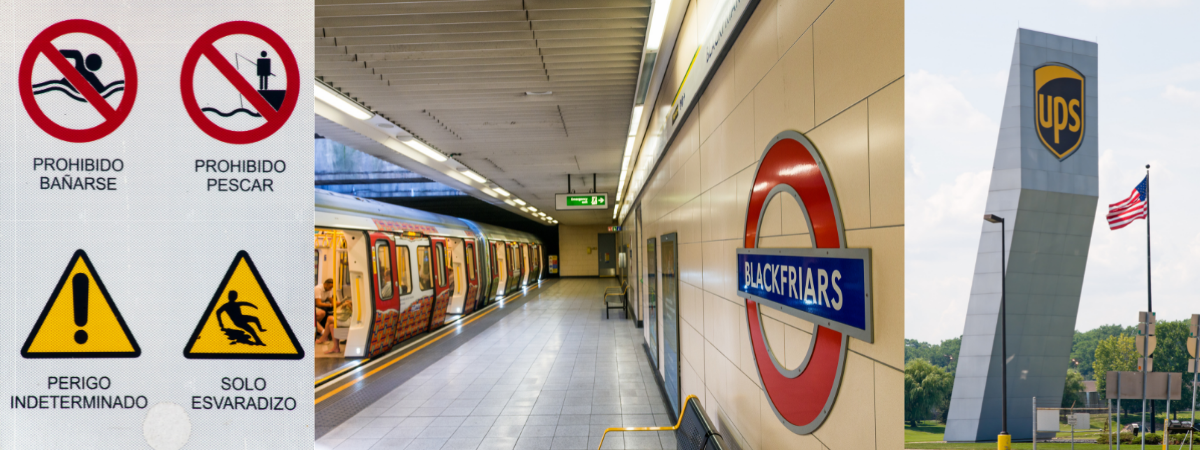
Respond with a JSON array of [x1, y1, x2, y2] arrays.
[[200, 107, 263, 118], [32, 79, 125, 103]]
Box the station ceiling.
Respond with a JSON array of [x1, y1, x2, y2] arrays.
[[314, 0, 651, 225]]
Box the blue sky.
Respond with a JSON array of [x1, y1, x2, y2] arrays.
[[905, 0, 1200, 343]]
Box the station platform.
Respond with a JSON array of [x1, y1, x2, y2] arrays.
[[315, 278, 674, 450]]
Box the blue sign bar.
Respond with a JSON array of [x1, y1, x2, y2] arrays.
[[737, 248, 871, 340]]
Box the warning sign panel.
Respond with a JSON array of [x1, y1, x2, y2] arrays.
[[18, 19, 138, 143], [3, 2, 312, 448], [21, 250, 141, 358], [184, 251, 303, 359]]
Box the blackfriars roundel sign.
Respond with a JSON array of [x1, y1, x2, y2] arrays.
[[739, 130, 873, 435]]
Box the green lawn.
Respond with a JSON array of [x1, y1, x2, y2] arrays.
[[906, 422, 946, 443]]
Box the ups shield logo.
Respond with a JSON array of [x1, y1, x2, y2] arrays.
[[1034, 64, 1085, 159]]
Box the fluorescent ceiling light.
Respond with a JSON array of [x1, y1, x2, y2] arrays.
[[645, 0, 673, 51], [520, 207, 530, 212], [514, 199, 527, 206], [493, 187, 511, 197], [528, 206, 538, 212], [401, 139, 447, 162], [624, 136, 636, 157], [504, 199, 517, 206], [481, 188, 498, 198], [537, 212, 545, 217], [628, 106, 643, 136], [546, 216, 553, 221], [315, 83, 373, 120], [461, 170, 487, 183]]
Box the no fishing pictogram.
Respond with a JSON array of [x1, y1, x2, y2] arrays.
[[180, 21, 299, 145], [19, 19, 138, 143]]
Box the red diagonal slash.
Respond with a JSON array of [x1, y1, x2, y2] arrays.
[[198, 43, 278, 123], [33, 40, 116, 120]]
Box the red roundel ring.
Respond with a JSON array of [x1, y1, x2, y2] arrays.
[[743, 130, 848, 435]]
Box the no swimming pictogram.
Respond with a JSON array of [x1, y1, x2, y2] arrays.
[[18, 20, 138, 143], [180, 21, 299, 145]]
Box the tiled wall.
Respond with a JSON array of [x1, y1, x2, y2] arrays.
[[557, 224, 611, 277], [620, 0, 903, 448]]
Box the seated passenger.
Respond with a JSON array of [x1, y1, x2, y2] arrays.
[[315, 279, 341, 354]]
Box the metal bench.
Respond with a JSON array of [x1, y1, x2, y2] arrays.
[[603, 284, 627, 319], [598, 395, 727, 450]]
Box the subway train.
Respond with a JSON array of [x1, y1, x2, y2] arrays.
[[314, 189, 543, 359]]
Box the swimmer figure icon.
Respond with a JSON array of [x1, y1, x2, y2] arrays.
[[183, 251, 304, 359]]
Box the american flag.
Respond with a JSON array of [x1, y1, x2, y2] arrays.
[[1107, 176, 1148, 230]]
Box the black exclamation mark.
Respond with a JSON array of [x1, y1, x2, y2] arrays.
[[73, 273, 88, 344]]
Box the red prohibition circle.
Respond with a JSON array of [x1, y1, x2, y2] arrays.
[[18, 20, 138, 143], [180, 21, 299, 145], [743, 133, 847, 432]]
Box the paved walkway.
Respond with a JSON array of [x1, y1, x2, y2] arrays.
[[317, 278, 675, 450]]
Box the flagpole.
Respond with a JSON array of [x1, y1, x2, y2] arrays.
[[1144, 164, 1151, 448]]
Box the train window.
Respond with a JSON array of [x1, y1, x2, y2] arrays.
[[434, 242, 447, 288], [489, 243, 497, 276], [465, 244, 475, 281], [314, 249, 319, 286], [374, 241, 394, 299], [397, 246, 412, 296], [417, 246, 431, 291]]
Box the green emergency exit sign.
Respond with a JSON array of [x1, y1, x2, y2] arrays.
[[566, 195, 605, 206], [556, 193, 609, 210]]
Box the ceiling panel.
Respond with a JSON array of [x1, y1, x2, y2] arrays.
[[315, 0, 648, 225]]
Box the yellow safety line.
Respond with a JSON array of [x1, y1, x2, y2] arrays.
[[315, 290, 526, 405], [314, 358, 370, 386], [598, 394, 698, 449]]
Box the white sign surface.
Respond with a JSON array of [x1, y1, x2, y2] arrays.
[[0, 1, 312, 448]]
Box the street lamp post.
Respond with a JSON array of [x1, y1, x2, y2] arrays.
[[985, 213, 1009, 450]]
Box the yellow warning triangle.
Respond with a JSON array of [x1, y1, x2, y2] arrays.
[[183, 251, 304, 360], [22, 250, 140, 358]]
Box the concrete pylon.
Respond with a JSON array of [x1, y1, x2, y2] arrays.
[[944, 28, 1098, 443]]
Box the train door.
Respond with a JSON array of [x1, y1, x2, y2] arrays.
[[494, 241, 507, 296], [487, 241, 500, 299], [315, 229, 369, 361], [520, 244, 530, 286], [391, 235, 424, 346], [367, 233, 400, 357], [463, 240, 480, 315], [445, 238, 467, 317], [531, 245, 540, 282], [509, 243, 522, 293], [413, 242, 434, 336], [427, 238, 452, 328]]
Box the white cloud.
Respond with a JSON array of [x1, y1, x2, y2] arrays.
[[906, 70, 996, 134], [1076, 0, 1183, 8], [1162, 84, 1200, 107]]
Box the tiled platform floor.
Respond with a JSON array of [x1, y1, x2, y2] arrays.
[[317, 278, 676, 450]]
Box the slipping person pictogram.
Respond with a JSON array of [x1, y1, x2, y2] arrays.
[[32, 50, 125, 102], [183, 251, 303, 359], [216, 290, 267, 346]]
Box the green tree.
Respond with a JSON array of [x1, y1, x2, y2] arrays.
[[1071, 325, 1131, 379], [905, 337, 961, 373], [1061, 369, 1086, 407], [1093, 334, 1138, 399], [905, 359, 954, 426]]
